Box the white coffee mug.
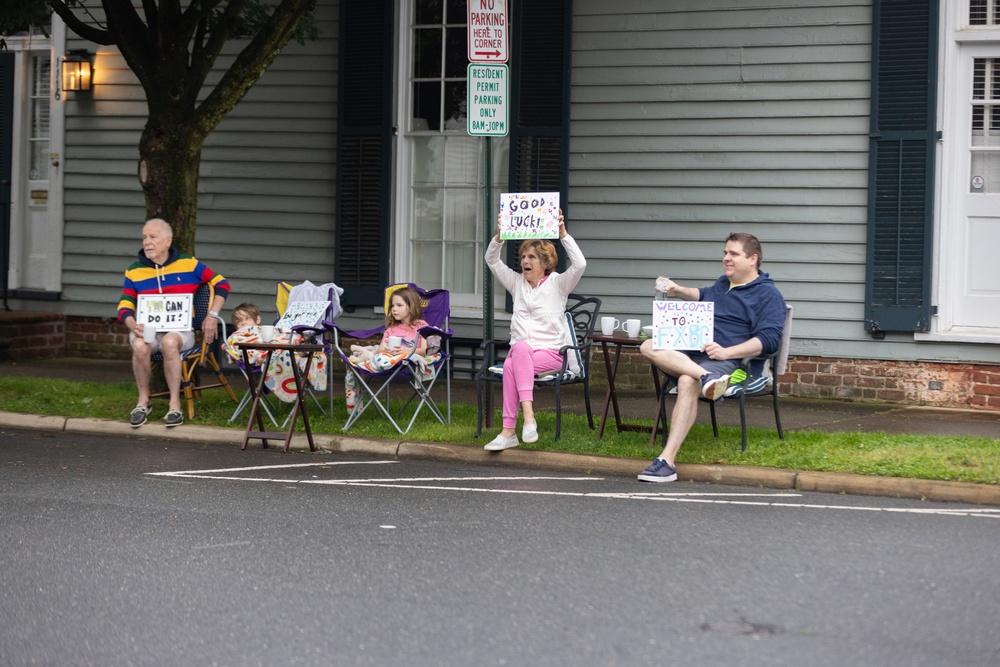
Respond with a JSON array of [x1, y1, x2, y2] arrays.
[[600, 316, 620, 336], [624, 319, 641, 338], [142, 325, 157, 344], [387, 335, 402, 349], [260, 325, 275, 343]]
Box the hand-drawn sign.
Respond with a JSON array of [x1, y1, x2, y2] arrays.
[[499, 192, 560, 240], [137, 294, 193, 331], [651, 300, 714, 350], [275, 300, 332, 332]]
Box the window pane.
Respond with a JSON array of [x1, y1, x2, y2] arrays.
[[414, 188, 444, 238], [416, 0, 443, 26], [446, 190, 477, 241], [444, 136, 478, 184], [443, 81, 467, 130], [445, 0, 465, 23], [413, 81, 441, 131], [445, 27, 467, 78], [445, 243, 477, 293], [413, 242, 443, 286], [414, 27, 442, 78], [413, 136, 445, 185], [971, 152, 1000, 193]]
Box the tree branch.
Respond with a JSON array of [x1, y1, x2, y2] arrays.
[[47, 0, 113, 45]]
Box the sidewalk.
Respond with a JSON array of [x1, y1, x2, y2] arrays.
[[2, 357, 999, 505]]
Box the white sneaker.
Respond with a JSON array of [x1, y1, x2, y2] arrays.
[[484, 433, 519, 451], [522, 421, 538, 444]]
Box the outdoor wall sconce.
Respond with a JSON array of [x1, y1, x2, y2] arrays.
[[61, 50, 93, 92]]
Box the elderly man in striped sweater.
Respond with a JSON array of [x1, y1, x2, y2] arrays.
[[116, 218, 230, 428]]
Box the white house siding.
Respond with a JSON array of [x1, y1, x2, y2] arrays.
[[570, 0, 948, 363], [57, 0, 339, 324]]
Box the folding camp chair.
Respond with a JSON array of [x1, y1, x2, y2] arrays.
[[475, 294, 601, 440], [227, 357, 281, 428], [327, 283, 452, 434], [281, 281, 343, 419], [149, 282, 238, 419]]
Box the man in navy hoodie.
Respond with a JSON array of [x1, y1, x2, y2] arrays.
[[637, 233, 786, 483]]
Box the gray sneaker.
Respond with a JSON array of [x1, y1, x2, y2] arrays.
[[129, 405, 151, 428], [164, 410, 184, 428]]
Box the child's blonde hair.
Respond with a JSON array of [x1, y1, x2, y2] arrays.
[[231, 302, 261, 328], [384, 286, 423, 328]]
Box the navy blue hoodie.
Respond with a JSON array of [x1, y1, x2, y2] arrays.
[[697, 272, 786, 357]]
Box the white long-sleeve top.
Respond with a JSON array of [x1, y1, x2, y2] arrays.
[[485, 234, 587, 350]]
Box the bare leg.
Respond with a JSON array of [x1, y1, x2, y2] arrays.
[[657, 375, 701, 465], [160, 333, 184, 413], [131, 338, 152, 406]]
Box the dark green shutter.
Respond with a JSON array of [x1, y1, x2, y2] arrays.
[[506, 0, 573, 281], [1, 52, 13, 305], [335, 0, 394, 307], [864, 0, 939, 334]]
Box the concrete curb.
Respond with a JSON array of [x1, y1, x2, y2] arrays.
[[2, 411, 997, 506]]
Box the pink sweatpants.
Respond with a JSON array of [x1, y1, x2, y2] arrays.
[[502, 341, 563, 428]]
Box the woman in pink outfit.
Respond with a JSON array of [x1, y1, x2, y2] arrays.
[[483, 209, 587, 450]]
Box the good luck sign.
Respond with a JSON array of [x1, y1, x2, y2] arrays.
[[499, 192, 560, 240]]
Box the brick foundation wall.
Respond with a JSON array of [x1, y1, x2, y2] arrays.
[[0, 312, 66, 361], [65, 316, 132, 360], [589, 347, 1000, 412]]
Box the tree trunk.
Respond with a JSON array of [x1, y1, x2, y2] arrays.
[[138, 114, 204, 255]]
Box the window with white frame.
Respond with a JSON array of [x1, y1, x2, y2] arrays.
[[405, 0, 508, 308]]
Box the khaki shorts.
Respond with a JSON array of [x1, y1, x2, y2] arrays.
[[130, 329, 197, 354]]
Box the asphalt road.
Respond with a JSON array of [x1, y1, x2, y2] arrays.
[[2, 427, 998, 667]]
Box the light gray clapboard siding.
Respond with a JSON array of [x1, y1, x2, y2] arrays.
[[59, 0, 340, 320], [568, 0, 898, 361]]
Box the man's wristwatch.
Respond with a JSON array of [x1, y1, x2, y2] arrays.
[[209, 311, 219, 318]]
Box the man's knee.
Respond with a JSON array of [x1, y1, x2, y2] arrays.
[[639, 339, 654, 358], [676, 374, 700, 396]]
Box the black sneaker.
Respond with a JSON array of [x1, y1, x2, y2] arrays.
[[700, 372, 731, 402], [164, 410, 184, 428], [637, 458, 677, 483], [129, 405, 151, 428]]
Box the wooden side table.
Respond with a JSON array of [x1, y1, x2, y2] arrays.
[[237, 341, 326, 453], [589, 333, 667, 446]]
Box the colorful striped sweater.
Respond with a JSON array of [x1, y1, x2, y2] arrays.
[[117, 246, 230, 325]]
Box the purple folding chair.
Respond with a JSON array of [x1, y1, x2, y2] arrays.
[[327, 283, 452, 434]]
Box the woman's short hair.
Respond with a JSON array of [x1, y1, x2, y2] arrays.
[[231, 302, 261, 328], [385, 286, 423, 327], [519, 239, 559, 275]]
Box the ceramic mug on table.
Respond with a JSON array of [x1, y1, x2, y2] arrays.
[[600, 317, 620, 336], [624, 319, 641, 338], [260, 325, 275, 343], [142, 325, 157, 344]]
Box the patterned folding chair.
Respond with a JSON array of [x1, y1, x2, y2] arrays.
[[327, 283, 452, 434], [475, 293, 602, 440], [149, 282, 237, 419]]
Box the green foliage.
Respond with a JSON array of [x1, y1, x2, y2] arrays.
[[0, 0, 51, 40], [1, 375, 997, 485]]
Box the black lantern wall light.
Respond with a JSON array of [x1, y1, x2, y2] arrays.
[[61, 49, 93, 92]]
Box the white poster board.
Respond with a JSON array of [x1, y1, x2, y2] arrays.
[[137, 294, 193, 331], [275, 300, 331, 332], [499, 192, 560, 240], [651, 300, 714, 350]]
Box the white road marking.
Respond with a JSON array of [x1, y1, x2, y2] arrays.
[[144, 461, 1000, 519]]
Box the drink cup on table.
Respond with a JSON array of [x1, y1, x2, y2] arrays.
[[625, 319, 641, 338], [260, 325, 275, 343], [600, 317, 620, 336]]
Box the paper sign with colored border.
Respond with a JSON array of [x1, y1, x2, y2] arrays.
[[651, 300, 714, 350], [137, 294, 193, 332], [499, 192, 560, 240], [275, 301, 331, 332]]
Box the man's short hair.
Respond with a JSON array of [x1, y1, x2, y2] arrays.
[[726, 232, 763, 268], [146, 218, 173, 240]]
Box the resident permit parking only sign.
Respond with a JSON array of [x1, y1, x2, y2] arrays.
[[467, 63, 508, 136], [468, 0, 507, 63]]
